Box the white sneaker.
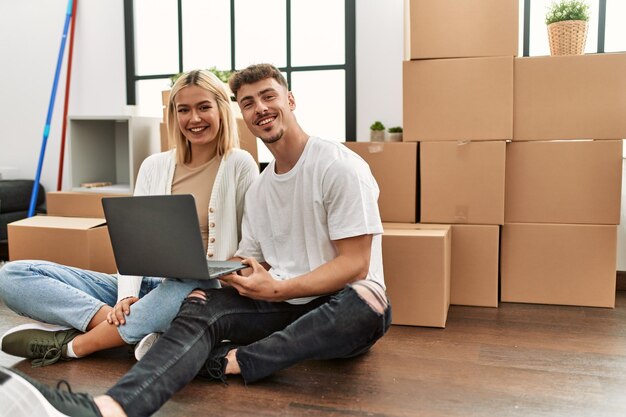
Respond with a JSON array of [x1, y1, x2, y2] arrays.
[[134, 332, 160, 361], [0, 322, 71, 354]]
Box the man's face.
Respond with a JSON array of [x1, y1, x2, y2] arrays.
[[236, 77, 296, 145]]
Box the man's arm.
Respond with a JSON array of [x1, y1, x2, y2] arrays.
[[221, 234, 372, 302]]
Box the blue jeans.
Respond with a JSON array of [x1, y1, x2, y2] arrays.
[[0, 260, 220, 343], [106, 284, 392, 417]]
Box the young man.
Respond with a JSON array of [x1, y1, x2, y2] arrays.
[[0, 64, 391, 417]]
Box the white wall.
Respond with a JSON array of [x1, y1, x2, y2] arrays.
[[0, 0, 127, 193]]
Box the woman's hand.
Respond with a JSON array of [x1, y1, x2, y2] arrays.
[[107, 296, 139, 326]]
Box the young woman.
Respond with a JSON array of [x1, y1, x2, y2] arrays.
[[0, 69, 258, 366]]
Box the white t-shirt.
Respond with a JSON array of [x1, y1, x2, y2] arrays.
[[235, 136, 384, 304]]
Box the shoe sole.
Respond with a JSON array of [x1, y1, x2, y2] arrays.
[[0, 368, 70, 417], [0, 323, 71, 353], [134, 333, 160, 361]]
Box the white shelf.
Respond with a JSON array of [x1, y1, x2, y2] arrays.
[[68, 116, 161, 194]]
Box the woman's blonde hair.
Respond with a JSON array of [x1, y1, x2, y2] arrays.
[[167, 69, 239, 165]]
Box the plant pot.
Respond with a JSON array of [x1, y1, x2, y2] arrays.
[[386, 132, 402, 142], [547, 20, 588, 56], [370, 130, 385, 142]]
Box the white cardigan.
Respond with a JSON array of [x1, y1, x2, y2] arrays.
[[117, 148, 259, 301]]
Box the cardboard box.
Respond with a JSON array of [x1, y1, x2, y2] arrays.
[[505, 140, 622, 224], [405, 0, 518, 60], [514, 53, 626, 141], [8, 216, 117, 274], [236, 117, 258, 164], [501, 223, 617, 308], [421, 141, 505, 225], [47, 191, 127, 218], [385, 223, 499, 307], [382, 226, 451, 327], [403, 57, 513, 142], [160, 122, 170, 152], [344, 142, 418, 223]]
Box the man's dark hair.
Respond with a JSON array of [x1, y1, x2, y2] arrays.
[[229, 64, 288, 99]]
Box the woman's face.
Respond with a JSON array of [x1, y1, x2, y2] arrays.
[[174, 85, 221, 147]]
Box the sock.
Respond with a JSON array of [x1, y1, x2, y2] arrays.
[[65, 340, 79, 358]]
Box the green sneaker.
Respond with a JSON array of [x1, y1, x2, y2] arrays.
[[0, 323, 81, 367], [0, 366, 102, 417]]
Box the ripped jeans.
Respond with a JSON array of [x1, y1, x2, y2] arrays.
[[106, 282, 392, 417]]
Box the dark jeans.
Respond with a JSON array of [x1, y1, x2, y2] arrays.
[[106, 284, 392, 417]]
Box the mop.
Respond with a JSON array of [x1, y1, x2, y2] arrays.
[[56, 0, 79, 191], [28, 0, 74, 217]]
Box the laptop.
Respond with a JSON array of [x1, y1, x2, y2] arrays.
[[102, 195, 246, 280]]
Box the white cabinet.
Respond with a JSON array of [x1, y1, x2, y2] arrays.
[[68, 116, 161, 194]]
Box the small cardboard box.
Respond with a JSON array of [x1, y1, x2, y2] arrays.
[[160, 122, 170, 152], [403, 56, 513, 142], [46, 191, 127, 219], [236, 117, 258, 164], [344, 142, 418, 223], [421, 141, 505, 225], [514, 53, 626, 141], [405, 0, 518, 60], [505, 140, 622, 225], [385, 223, 499, 307], [8, 216, 117, 274], [501, 223, 617, 308], [382, 226, 451, 327]]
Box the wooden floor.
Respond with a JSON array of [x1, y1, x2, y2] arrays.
[[2, 293, 626, 417]]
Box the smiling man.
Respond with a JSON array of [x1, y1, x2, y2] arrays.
[[0, 64, 391, 417]]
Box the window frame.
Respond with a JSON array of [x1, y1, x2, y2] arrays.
[[123, 0, 356, 141]]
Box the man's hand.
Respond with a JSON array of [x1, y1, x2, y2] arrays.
[[220, 257, 283, 301], [107, 296, 139, 326]]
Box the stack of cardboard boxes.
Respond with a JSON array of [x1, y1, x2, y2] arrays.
[[348, 0, 626, 327], [501, 53, 626, 308]]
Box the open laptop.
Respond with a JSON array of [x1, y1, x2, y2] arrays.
[[102, 195, 246, 280]]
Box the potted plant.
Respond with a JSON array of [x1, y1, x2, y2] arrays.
[[545, 0, 590, 56], [370, 121, 385, 142], [386, 126, 403, 142]]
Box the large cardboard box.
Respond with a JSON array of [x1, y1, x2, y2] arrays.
[[421, 141, 505, 225], [514, 53, 626, 141], [8, 216, 117, 273], [382, 226, 451, 327], [344, 142, 418, 223], [385, 223, 499, 307], [47, 191, 127, 218], [501, 223, 617, 308], [405, 0, 518, 60], [403, 57, 513, 142], [505, 140, 622, 225]]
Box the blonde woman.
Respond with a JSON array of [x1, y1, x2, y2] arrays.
[[0, 69, 258, 365]]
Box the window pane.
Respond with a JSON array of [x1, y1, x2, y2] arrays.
[[605, 0, 626, 52], [182, 0, 231, 71], [529, 0, 598, 56], [135, 78, 172, 117], [234, 0, 286, 68], [134, 0, 179, 75], [290, 70, 345, 142], [291, 0, 344, 66]]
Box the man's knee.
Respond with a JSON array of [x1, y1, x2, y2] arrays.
[[186, 289, 208, 303], [352, 281, 388, 314]]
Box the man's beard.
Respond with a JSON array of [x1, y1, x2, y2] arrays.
[[260, 130, 284, 144]]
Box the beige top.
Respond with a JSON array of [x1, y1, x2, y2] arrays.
[[171, 156, 221, 252]]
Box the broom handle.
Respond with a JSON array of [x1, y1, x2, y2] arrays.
[[56, 0, 79, 191], [28, 0, 73, 217]]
